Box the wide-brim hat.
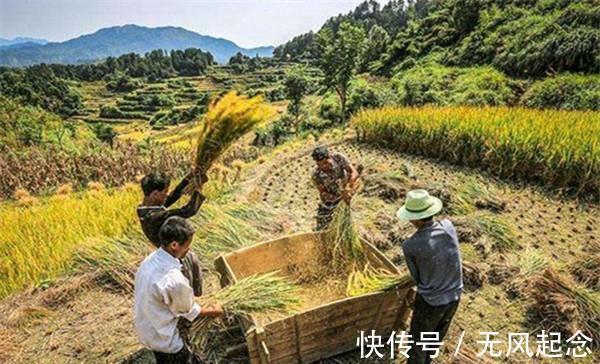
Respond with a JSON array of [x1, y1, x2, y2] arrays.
[[396, 189, 443, 221]]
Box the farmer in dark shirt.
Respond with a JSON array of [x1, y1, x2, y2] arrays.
[[311, 146, 359, 230], [137, 171, 206, 296], [397, 189, 463, 364]]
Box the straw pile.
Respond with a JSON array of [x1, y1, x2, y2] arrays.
[[530, 268, 600, 346], [190, 92, 272, 189], [189, 272, 300, 353]]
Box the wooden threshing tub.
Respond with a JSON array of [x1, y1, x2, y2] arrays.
[[214, 232, 416, 364]]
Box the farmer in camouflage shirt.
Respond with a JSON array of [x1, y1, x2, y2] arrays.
[[311, 146, 359, 230]]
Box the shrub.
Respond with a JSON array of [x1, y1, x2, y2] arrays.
[[266, 87, 286, 102], [319, 92, 342, 123], [99, 105, 124, 119], [253, 115, 295, 147], [347, 78, 398, 114], [451, 66, 517, 106], [106, 75, 141, 93], [521, 73, 600, 111], [149, 104, 206, 128], [91, 123, 117, 145], [0, 97, 62, 148], [392, 63, 516, 107], [392, 63, 457, 106]]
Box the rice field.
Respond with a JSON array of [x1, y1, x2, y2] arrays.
[[352, 106, 600, 199], [0, 184, 141, 298]]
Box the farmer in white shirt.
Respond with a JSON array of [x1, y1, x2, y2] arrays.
[[134, 216, 223, 363]]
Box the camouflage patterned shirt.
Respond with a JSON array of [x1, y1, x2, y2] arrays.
[[312, 152, 351, 204]]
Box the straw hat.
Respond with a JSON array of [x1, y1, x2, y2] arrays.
[[396, 189, 443, 221]]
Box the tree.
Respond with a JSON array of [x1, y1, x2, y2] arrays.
[[284, 65, 311, 123], [363, 24, 390, 71], [316, 22, 366, 123], [92, 123, 117, 147]]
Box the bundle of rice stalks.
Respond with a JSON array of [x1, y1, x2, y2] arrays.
[[530, 268, 600, 345], [324, 202, 365, 268], [457, 180, 506, 213], [190, 92, 272, 188], [478, 214, 518, 251], [346, 265, 413, 297], [569, 255, 600, 290], [462, 261, 486, 292], [190, 272, 300, 354], [75, 234, 151, 292], [489, 248, 546, 297], [360, 170, 408, 202]]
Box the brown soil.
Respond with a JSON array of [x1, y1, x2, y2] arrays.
[[2, 133, 599, 363]]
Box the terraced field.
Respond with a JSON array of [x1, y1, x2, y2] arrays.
[[2, 129, 597, 363]]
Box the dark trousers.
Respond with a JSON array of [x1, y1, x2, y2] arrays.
[[180, 251, 203, 297], [154, 345, 200, 364], [315, 200, 340, 231], [408, 294, 460, 364]]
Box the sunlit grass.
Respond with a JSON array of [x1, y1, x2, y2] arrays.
[[0, 185, 141, 298]]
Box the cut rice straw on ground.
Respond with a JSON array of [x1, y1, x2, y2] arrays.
[[531, 268, 600, 346], [191, 92, 273, 188]]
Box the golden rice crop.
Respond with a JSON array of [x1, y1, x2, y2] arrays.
[[324, 202, 365, 268], [0, 185, 140, 298], [191, 92, 273, 188], [352, 106, 600, 199], [190, 272, 300, 354], [346, 265, 413, 297]]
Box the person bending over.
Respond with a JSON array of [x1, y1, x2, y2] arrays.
[[134, 216, 223, 364]]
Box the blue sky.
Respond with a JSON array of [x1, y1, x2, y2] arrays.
[[0, 0, 385, 48]]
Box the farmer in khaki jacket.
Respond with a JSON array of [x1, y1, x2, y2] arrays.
[[397, 189, 463, 364], [311, 146, 360, 230]]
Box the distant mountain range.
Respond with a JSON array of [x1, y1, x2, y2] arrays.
[[0, 37, 48, 49], [0, 25, 274, 67]]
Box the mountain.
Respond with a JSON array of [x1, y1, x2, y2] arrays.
[[0, 37, 48, 48], [0, 25, 273, 66]]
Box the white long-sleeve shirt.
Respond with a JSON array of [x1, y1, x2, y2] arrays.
[[134, 248, 201, 353]]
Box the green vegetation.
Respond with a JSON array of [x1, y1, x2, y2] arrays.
[[283, 64, 311, 123], [0, 64, 82, 116], [0, 96, 66, 148], [392, 63, 517, 106], [105, 74, 142, 93], [316, 22, 366, 123], [279, 0, 599, 77], [521, 73, 600, 111], [91, 123, 118, 145], [149, 103, 208, 129], [50, 48, 214, 81]]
